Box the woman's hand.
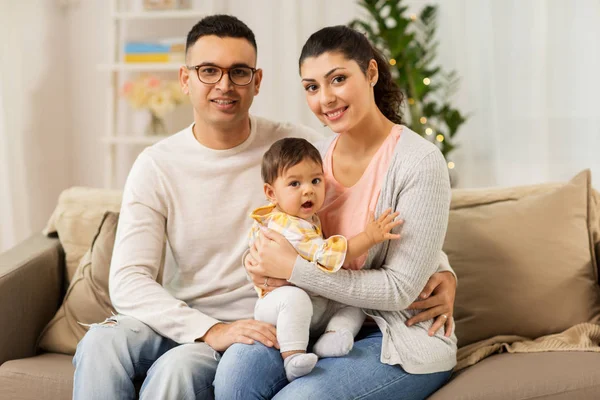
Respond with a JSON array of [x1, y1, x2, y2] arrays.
[[244, 248, 289, 294], [405, 271, 456, 337], [246, 227, 298, 284]]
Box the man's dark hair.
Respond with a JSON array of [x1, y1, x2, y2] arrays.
[[186, 15, 257, 56], [262, 138, 323, 185]]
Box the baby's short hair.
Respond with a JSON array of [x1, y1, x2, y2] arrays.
[[261, 138, 323, 185]]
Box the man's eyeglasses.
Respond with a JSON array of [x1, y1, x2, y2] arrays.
[[186, 64, 257, 86]]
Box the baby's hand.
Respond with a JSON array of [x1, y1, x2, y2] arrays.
[[365, 209, 403, 245]]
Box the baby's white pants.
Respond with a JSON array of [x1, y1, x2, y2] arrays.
[[254, 286, 365, 353]]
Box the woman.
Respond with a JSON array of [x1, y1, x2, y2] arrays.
[[215, 25, 457, 399]]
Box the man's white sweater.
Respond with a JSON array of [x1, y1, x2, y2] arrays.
[[109, 115, 321, 343]]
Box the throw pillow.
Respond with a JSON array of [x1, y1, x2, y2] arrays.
[[37, 212, 119, 355], [445, 169, 600, 348], [43, 186, 122, 285], [591, 188, 600, 280]]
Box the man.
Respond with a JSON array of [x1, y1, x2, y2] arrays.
[[73, 15, 456, 400]]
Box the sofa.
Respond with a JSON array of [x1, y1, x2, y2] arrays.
[[1, 170, 600, 400]]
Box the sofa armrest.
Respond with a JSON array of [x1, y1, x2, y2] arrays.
[[0, 234, 64, 365]]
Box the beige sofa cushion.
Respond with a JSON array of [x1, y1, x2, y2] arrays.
[[44, 187, 122, 284], [444, 170, 600, 347], [0, 353, 74, 400], [37, 212, 118, 355], [429, 352, 600, 400]]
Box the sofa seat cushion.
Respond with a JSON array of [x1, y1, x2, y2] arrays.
[[0, 353, 74, 400], [429, 352, 600, 400]]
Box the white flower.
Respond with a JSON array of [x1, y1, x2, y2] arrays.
[[148, 91, 176, 118], [121, 75, 188, 116]]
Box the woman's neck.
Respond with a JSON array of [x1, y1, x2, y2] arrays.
[[336, 108, 395, 157]]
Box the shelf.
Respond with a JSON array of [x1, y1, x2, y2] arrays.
[[102, 1, 192, 188], [113, 10, 206, 20], [102, 136, 169, 145], [98, 63, 182, 72]]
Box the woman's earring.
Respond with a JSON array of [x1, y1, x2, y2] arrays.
[[371, 82, 376, 87]]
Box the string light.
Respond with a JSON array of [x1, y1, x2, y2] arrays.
[[436, 134, 444, 142], [425, 128, 433, 135], [420, 117, 427, 124], [448, 162, 455, 169], [389, 58, 397, 66], [408, 98, 415, 105], [423, 77, 431, 85]]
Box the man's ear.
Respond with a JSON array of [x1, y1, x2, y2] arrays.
[[180, 65, 190, 95], [253, 68, 263, 96], [264, 183, 277, 204]]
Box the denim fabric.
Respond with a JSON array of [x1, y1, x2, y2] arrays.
[[214, 326, 452, 400], [72, 315, 220, 400]]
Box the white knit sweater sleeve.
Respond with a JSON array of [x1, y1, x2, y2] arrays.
[[288, 149, 451, 311], [109, 152, 219, 343]]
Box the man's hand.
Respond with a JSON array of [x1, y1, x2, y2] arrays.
[[200, 320, 279, 352], [406, 271, 456, 337], [364, 209, 403, 245]]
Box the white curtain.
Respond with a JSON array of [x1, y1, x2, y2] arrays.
[[0, 1, 71, 252], [430, 0, 600, 188], [0, 4, 31, 252]]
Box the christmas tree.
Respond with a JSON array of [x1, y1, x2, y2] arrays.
[[351, 0, 467, 169]]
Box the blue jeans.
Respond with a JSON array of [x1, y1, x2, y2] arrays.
[[214, 326, 452, 400], [72, 315, 220, 400]]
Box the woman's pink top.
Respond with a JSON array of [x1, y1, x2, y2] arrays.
[[318, 125, 402, 270]]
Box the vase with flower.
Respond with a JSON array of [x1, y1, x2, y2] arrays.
[[122, 74, 187, 136]]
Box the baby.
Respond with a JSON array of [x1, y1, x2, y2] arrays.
[[248, 137, 402, 381]]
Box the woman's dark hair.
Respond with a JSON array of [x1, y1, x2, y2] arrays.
[[262, 138, 323, 185], [186, 15, 257, 56], [299, 25, 403, 125]]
